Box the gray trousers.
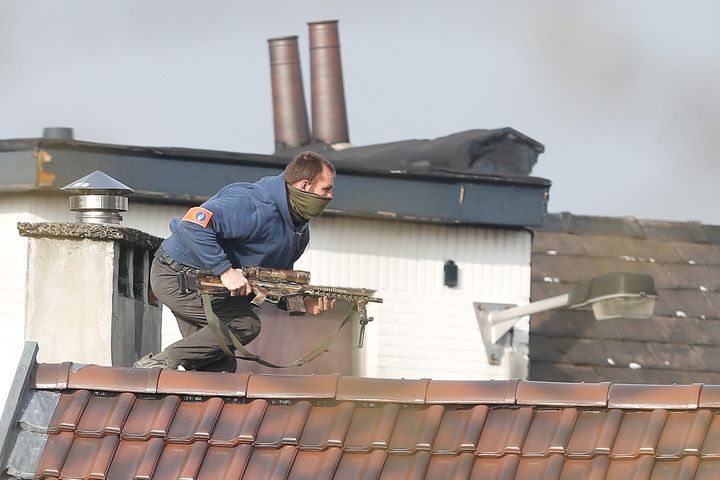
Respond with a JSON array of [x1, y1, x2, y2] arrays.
[[150, 257, 261, 372]]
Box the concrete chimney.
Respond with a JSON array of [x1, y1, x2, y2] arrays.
[[308, 20, 350, 145], [268, 36, 312, 150]]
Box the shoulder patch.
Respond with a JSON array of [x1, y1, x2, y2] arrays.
[[181, 207, 213, 227]]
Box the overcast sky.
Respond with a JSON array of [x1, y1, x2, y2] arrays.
[[2, 1, 719, 224]]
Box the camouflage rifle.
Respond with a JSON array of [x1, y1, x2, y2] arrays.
[[177, 267, 382, 348]]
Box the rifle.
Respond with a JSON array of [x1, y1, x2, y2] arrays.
[[177, 267, 382, 349]]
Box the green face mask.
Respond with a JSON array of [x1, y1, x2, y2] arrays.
[[286, 184, 331, 223]]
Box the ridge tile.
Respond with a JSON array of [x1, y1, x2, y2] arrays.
[[157, 370, 249, 397], [76, 392, 135, 437], [107, 438, 164, 480], [121, 395, 180, 440], [699, 385, 720, 408], [34, 362, 71, 390], [344, 403, 401, 452], [388, 405, 444, 453], [47, 390, 91, 434], [517, 381, 609, 407], [208, 399, 268, 447], [433, 405, 489, 454], [254, 400, 312, 448], [288, 448, 343, 480], [426, 379, 518, 404], [196, 445, 253, 480], [299, 401, 355, 451], [476, 407, 534, 458], [68, 365, 160, 394], [337, 377, 429, 404], [165, 397, 224, 443], [608, 383, 702, 410], [247, 374, 339, 399]]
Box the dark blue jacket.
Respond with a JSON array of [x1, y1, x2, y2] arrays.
[[160, 173, 309, 275]]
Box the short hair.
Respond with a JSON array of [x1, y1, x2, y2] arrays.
[[284, 151, 335, 184]]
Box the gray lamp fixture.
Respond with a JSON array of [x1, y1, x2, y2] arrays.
[[61, 170, 134, 224], [476, 272, 658, 365]]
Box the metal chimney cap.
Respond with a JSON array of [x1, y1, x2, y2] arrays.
[[62, 170, 134, 195], [43, 127, 74, 140]]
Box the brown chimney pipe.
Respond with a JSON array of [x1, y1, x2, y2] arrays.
[[308, 20, 350, 145], [268, 36, 311, 150]]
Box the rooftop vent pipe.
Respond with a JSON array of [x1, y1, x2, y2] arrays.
[[61, 170, 134, 224], [308, 20, 350, 145], [42, 127, 74, 140], [268, 36, 311, 150]]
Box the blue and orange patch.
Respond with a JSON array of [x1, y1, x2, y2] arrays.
[[181, 207, 213, 227]]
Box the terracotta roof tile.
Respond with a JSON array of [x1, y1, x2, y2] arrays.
[[76, 392, 135, 437], [165, 397, 224, 443], [656, 410, 712, 458], [476, 407, 533, 457], [515, 455, 565, 480], [241, 445, 297, 479], [208, 399, 268, 447], [247, 374, 339, 399], [120, 395, 180, 440], [559, 456, 610, 480], [610, 410, 668, 459], [344, 403, 400, 452], [35, 431, 74, 478], [196, 444, 252, 480], [287, 448, 342, 480], [337, 376, 429, 404], [33, 362, 71, 390], [470, 455, 520, 480], [650, 457, 701, 480], [46, 389, 91, 435], [699, 385, 720, 407], [566, 409, 623, 458], [298, 401, 354, 450], [608, 383, 702, 410], [152, 441, 208, 479], [700, 414, 720, 458], [696, 459, 720, 479], [426, 379, 518, 404], [157, 370, 248, 397], [254, 401, 312, 448], [424, 453, 475, 479], [379, 452, 431, 479], [388, 405, 444, 453], [107, 438, 164, 480], [604, 456, 655, 479], [432, 405, 488, 454], [68, 365, 161, 394], [59, 434, 119, 479], [334, 450, 386, 480], [522, 408, 577, 456], [516, 380, 609, 407]]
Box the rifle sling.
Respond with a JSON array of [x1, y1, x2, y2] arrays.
[[200, 293, 356, 369]]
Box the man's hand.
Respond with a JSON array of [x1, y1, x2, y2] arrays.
[[304, 296, 337, 315], [220, 267, 252, 296]]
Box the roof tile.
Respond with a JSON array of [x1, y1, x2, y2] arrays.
[[696, 459, 720, 479], [559, 456, 610, 480], [121, 395, 180, 440], [426, 379, 518, 404], [425, 453, 475, 479], [649, 457, 701, 480], [337, 377, 429, 404], [433, 405, 488, 454], [247, 374, 338, 399], [241, 445, 297, 479], [344, 403, 400, 452], [69, 365, 160, 394], [47, 389, 90, 433], [566, 409, 623, 458], [514, 455, 565, 480], [700, 414, 720, 458], [517, 381, 609, 407], [254, 401, 312, 448], [59, 435, 119, 480], [476, 407, 534, 457], [656, 410, 712, 458], [76, 392, 135, 437], [608, 383, 702, 410], [388, 405, 444, 453], [35, 431, 74, 478], [700, 385, 720, 408], [34, 362, 71, 390], [157, 370, 248, 397], [298, 401, 354, 450], [208, 399, 267, 447], [604, 456, 654, 479], [379, 452, 431, 479], [165, 397, 224, 443], [522, 408, 577, 456], [287, 448, 342, 480], [470, 455, 520, 480], [196, 445, 252, 480], [152, 441, 208, 480], [610, 410, 668, 459], [106, 438, 164, 480], [334, 450, 386, 480]]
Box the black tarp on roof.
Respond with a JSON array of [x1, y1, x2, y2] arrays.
[[275, 128, 544, 176]]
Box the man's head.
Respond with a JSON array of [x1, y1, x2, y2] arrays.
[[284, 151, 335, 199]]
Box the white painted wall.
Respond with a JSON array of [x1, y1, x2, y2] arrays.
[[0, 193, 531, 408]]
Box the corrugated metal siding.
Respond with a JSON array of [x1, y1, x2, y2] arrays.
[[295, 217, 532, 380]]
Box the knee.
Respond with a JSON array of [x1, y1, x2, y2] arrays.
[[230, 316, 261, 345], [242, 318, 261, 344]]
